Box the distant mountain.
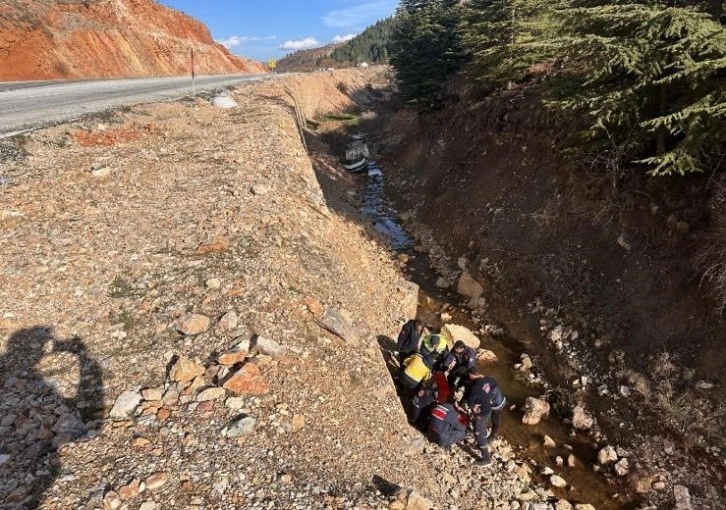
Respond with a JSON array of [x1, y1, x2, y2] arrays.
[[276, 43, 343, 73], [329, 17, 394, 67], [0, 0, 267, 81]]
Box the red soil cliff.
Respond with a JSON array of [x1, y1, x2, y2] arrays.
[[0, 0, 267, 81]]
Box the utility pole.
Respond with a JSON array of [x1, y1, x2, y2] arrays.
[[191, 48, 196, 94]]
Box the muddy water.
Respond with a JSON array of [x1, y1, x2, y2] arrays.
[[355, 169, 637, 510]]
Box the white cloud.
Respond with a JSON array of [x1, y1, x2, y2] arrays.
[[331, 33, 357, 44], [323, 1, 397, 28], [278, 37, 321, 51], [216, 35, 276, 48]]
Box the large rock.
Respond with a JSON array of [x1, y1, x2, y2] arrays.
[[173, 314, 210, 335], [397, 279, 419, 319], [571, 406, 594, 430], [217, 311, 239, 333], [196, 387, 226, 402], [406, 491, 433, 510], [550, 475, 567, 488], [614, 458, 630, 477], [109, 389, 142, 420], [673, 485, 692, 510], [222, 363, 269, 395], [441, 323, 481, 350], [522, 397, 550, 425], [317, 307, 359, 344], [457, 271, 484, 299], [217, 349, 248, 366], [169, 357, 205, 384]]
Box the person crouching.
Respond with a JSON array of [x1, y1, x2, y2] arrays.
[[428, 401, 467, 451]]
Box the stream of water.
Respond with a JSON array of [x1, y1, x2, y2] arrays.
[[355, 165, 637, 510]]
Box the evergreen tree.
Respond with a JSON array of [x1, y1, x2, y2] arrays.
[[554, 2, 726, 176], [328, 17, 395, 66], [388, 0, 469, 109]]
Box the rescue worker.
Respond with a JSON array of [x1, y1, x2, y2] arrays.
[[409, 382, 437, 429], [420, 331, 449, 370], [399, 351, 435, 424], [465, 368, 506, 441], [442, 340, 477, 389], [428, 401, 467, 450], [396, 319, 424, 367]]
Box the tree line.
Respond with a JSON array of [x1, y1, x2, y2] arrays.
[[325, 17, 396, 66], [388, 0, 726, 177]]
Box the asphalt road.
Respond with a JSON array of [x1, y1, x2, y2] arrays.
[[0, 73, 270, 137]]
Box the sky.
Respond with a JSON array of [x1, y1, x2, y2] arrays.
[[159, 1, 399, 62]]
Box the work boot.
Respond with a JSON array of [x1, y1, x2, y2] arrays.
[[474, 448, 491, 466]]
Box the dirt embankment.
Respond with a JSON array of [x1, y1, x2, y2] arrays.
[[0, 0, 266, 81], [0, 69, 582, 509], [372, 83, 725, 508]]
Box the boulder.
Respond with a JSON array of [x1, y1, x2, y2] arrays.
[[457, 271, 484, 299], [441, 323, 480, 350], [476, 349, 498, 363], [169, 357, 205, 384], [673, 485, 691, 510], [522, 397, 550, 425], [173, 314, 210, 335], [226, 414, 256, 438], [217, 349, 247, 366], [614, 458, 630, 477], [571, 406, 594, 430], [550, 475, 567, 488], [317, 307, 359, 344], [223, 363, 269, 395], [217, 311, 239, 332], [406, 491, 433, 510], [196, 387, 226, 402]]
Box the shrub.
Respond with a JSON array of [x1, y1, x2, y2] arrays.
[[696, 181, 726, 314]]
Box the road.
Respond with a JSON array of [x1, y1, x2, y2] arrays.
[[0, 74, 270, 137]]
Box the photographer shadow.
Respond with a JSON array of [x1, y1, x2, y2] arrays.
[[0, 327, 105, 508]]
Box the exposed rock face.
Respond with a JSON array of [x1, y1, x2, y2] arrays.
[[0, 0, 267, 80]]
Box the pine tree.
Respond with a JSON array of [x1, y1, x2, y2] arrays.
[[388, 0, 469, 109], [554, 2, 726, 176], [328, 17, 395, 66]]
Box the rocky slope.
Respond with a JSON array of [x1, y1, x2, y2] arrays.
[[0, 70, 597, 509], [0, 0, 266, 81]]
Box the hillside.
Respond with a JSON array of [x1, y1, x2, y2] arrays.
[[0, 0, 267, 81], [329, 17, 394, 66], [276, 43, 341, 73]]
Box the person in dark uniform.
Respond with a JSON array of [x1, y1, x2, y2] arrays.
[[465, 368, 506, 440], [428, 401, 467, 450], [442, 340, 477, 390], [396, 319, 424, 367], [408, 383, 437, 429]]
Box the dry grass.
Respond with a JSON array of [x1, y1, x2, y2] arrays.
[[695, 180, 726, 314]]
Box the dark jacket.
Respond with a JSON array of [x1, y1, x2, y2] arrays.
[[428, 402, 467, 445], [466, 376, 505, 412], [442, 345, 477, 372], [397, 320, 423, 354]]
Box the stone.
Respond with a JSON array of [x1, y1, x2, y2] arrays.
[[91, 167, 113, 178], [292, 414, 305, 432], [567, 455, 576, 467], [694, 380, 715, 390], [195, 238, 229, 255], [614, 457, 630, 477], [406, 490, 433, 510], [397, 280, 419, 320], [543, 435, 556, 448], [520, 354, 533, 371], [169, 357, 205, 383], [145, 472, 168, 490], [109, 389, 142, 420], [226, 415, 256, 438], [218, 349, 248, 365], [118, 478, 140, 500], [255, 336, 285, 357], [597, 445, 618, 465], [630, 473, 656, 494], [141, 388, 163, 402], [550, 475, 567, 488], [225, 396, 245, 410], [251, 183, 269, 195], [477, 349, 498, 363], [103, 491, 122, 510], [157, 408, 171, 421], [673, 485, 691, 509], [223, 363, 269, 395], [555, 500, 573, 510], [139, 503, 157, 510], [435, 277, 450, 289], [173, 314, 210, 335], [457, 271, 484, 299], [133, 437, 151, 447], [0, 453, 10, 466], [318, 307, 359, 344], [217, 311, 239, 332], [571, 406, 594, 430], [205, 278, 221, 290], [196, 387, 226, 402], [441, 323, 480, 349], [574, 506, 596, 510], [522, 397, 550, 425], [213, 95, 238, 109]]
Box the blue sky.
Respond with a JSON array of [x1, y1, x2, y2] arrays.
[[159, 1, 399, 62]]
